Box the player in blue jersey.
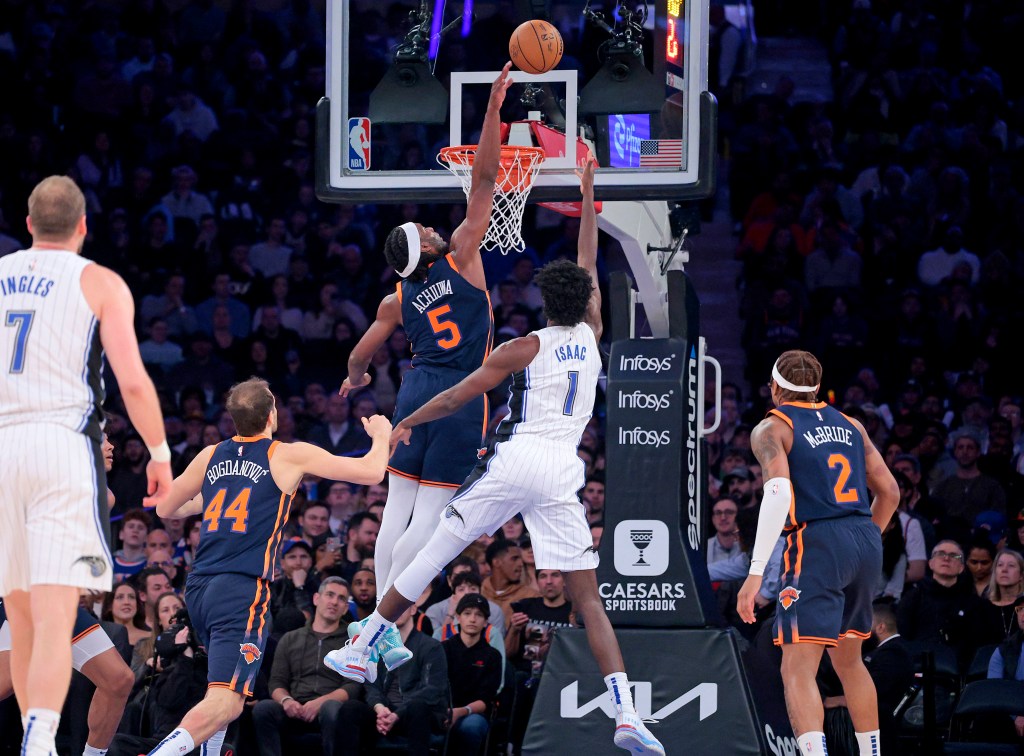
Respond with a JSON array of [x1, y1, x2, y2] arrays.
[[738, 350, 899, 756], [338, 64, 513, 665], [145, 378, 391, 756]]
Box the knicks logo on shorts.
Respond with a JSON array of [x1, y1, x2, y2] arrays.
[[477, 447, 487, 459], [779, 587, 801, 610], [73, 556, 108, 578], [239, 643, 262, 664], [445, 504, 464, 524]]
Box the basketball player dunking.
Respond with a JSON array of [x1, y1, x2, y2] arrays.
[[338, 64, 512, 666], [326, 158, 665, 755], [0, 176, 171, 756], [144, 378, 391, 756]]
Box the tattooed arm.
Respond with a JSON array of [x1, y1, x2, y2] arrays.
[[737, 416, 794, 623]]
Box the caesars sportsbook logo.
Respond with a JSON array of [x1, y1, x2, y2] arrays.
[[604, 520, 685, 611]]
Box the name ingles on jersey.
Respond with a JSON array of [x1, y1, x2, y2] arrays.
[[205, 458, 270, 486], [411, 279, 453, 314], [0, 274, 56, 297]]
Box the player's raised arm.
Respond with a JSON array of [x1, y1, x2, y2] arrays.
[[575, 156, 602, 340], [391, 335, 539, 453], [277, 415, 392, 488], [156, 445, 217, 518], [340, 294, 402, 396], [82, 264, 171, 506], [450, 62, 514, 290]]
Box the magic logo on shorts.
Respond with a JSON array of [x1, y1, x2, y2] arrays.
[[445, 504, 464, 524], [779, 587, 801, 610], [240, 643, 262, 664], [73, 555, 108, 578]]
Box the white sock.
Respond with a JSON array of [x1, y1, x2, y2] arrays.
[[83, 745, 108, 756], [201, 728, 227, 756], [22, 708, 60, 756], [604, 673, 635, 714], [797, 731, 828, 755], [352, 611, 394, 651], [146, 727, 196, 756], [855, 730, 879, 756]]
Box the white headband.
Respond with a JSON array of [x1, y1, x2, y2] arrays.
[[398, 222, 421, 278], [772, 360, 819, 393]]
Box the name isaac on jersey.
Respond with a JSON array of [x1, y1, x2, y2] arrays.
[[802, 425, 854, 449], [0, 275, 56, 297], [554, 343, 588, 363], [205, 458, 270, 486]]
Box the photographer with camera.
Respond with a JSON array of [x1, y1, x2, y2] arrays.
[[110, 593, 209, 756], [253, 577, 363, 756]]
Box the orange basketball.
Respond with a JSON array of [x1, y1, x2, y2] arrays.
[[509, 20, 563, 75]]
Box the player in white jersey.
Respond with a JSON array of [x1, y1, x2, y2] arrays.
[[326, 159, 665, 756], [0, 176, 171, 756]]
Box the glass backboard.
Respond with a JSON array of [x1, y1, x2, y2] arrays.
[[317, 0, 714, 204]]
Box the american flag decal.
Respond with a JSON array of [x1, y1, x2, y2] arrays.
[[639, 139, 683, 167]]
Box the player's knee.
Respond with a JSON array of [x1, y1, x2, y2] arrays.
[[110, 662, 134, 700]]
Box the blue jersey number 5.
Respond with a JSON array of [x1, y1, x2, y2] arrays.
[[5, 311, 35, 374]]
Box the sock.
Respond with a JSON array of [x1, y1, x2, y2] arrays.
[[201, 728, 227, 756], [83, 745, 108, 756], [797, 731, 828, 755], [604, 673, 635, 714], [351, 611, 394, 651], [146, 727, 196, 756], [21, 708, 60, 756], [855, 730, 880, 756]]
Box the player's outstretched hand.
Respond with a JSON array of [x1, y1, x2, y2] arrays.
[[575, 154, 597, 197], [340, 374, 370, 397], [736, 574, 763, 624], [362, 414, 392, 440], [390, 423, 412, 458], [490, 61, 514, 107], [143, 459, 173, 508]]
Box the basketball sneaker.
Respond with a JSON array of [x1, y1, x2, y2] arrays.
[[613, 711, 665, 755], [324, 640, 377, 683], [347, 618, 413, 670]]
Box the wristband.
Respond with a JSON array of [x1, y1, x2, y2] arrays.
[[280, 696, 295, 705], [465, 707, 472, 717], [148, 440, 171, 463]]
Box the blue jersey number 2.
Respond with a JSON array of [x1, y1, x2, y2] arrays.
[[5, 311, 35, 374]]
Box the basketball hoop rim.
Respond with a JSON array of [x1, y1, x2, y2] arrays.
[[438, 143, 544, 165]]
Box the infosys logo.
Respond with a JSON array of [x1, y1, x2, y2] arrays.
[[617, 390, 673, 411], [618, 427, 671, 447], [619, 353, 676, 373]]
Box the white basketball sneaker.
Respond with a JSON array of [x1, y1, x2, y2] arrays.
[[324, 640, 377, 683], [613, 711, 665, 755], [347, 617, 412, 670]]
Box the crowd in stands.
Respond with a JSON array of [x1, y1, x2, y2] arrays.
[[2, 0, 1024, 753]]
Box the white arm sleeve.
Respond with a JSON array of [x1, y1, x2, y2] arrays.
[[749, 477, 792, 576]]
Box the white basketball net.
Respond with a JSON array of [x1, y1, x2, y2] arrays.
[[437, 145, 545, 254]]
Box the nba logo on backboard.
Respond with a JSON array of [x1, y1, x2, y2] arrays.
[[348, 117, 371, 171], [614, 520, 669, 576]]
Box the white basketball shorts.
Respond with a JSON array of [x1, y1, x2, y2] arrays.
[[440, 435, 599, 572], [0, 424, 113, 595], [0, 616, 114, 671]]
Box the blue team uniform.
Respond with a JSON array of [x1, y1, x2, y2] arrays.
[[389, 253, 493, 487], [185, 436, 292, 696], [0, 602, 99, 641], [769, 401, 882, 647]]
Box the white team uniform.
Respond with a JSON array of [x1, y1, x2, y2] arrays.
[[0, 249, 112, 595], [441, 322, 600, 572], [0, 601, 114, 672]]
